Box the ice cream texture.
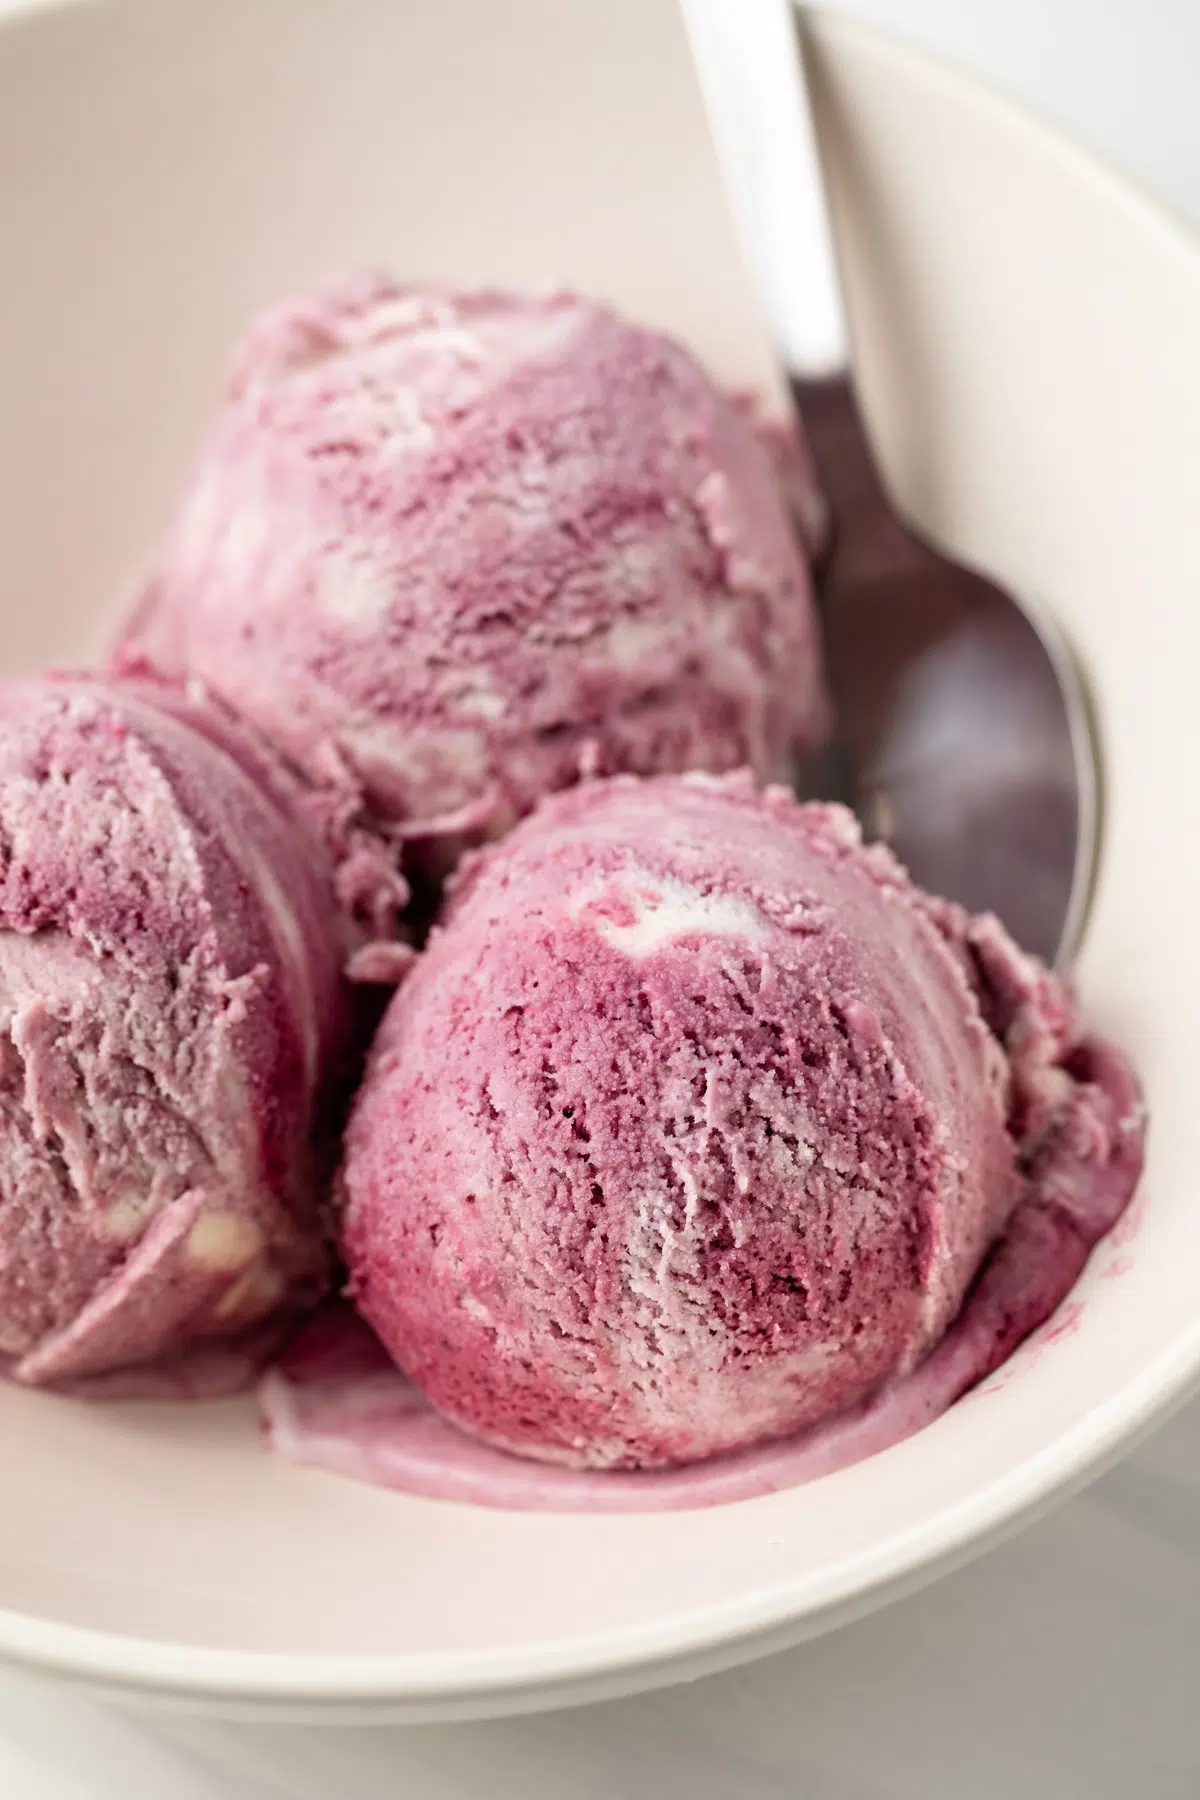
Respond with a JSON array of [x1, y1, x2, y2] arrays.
[[115, 276, 829, 898], [337, 772, 1144, 1472], [0, 677, 349, 1388]]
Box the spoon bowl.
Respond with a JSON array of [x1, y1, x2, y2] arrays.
[[793, 372, 1096, 967]]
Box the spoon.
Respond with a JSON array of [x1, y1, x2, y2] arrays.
[[680, 0, 1096, 968]]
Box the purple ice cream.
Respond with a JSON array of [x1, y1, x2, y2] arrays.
[[0, 676, 350, 1388], [115, 276, 829, 909], [336, 772, 1144, 1473]]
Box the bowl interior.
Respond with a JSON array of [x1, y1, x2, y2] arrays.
[[0, 0, 1197, 1718]]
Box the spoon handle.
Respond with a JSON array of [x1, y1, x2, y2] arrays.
[[679, 0, 849, 379]]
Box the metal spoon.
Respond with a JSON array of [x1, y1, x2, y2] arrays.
[[681, 0, 1096, 968]]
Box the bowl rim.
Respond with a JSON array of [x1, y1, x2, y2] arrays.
[[2, 0, 1199, 1715], [2, 1339, 1197, 1714]]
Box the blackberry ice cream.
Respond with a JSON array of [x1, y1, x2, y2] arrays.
[[0, 677, 348, 1388], [336, 773, 1143, 1472], [116, 276, 829, 900]]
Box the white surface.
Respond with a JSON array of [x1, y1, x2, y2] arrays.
[[2, 0, 1200, 1788], [822, 0, 1200, 232]]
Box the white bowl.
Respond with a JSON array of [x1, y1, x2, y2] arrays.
[[0, 0, 1197, 1724]]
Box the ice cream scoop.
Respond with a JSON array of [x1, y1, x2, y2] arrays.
[[337, 772, 1143, 1471], [115, 276, 829, 900], [0, 676, 349, 1388]]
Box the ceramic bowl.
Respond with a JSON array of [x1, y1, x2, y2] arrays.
[[0, 0, 1196, 1723]]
